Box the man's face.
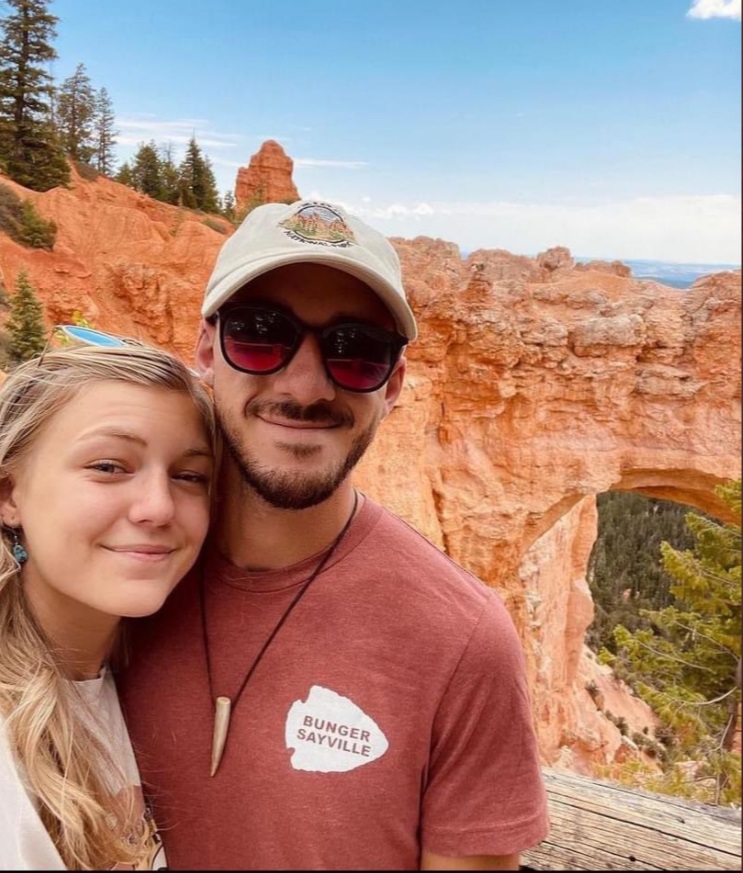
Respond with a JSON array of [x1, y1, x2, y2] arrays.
[[196, 263, 406, 509]]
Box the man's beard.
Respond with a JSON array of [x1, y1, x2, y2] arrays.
[[217, 398, 379, 510]]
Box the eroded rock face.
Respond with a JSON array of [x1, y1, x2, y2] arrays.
[[1, 166, 740, 773], [353, 242, 741, 770], [234, 139, 299, 213], [0, 167, 228, 354]]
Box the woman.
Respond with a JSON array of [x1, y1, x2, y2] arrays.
[[0, 343, 215, 870]]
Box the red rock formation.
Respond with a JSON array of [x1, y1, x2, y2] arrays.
[[353, 248, 741, 771], [0, 166, 229, 354], [234, 140, 299, 213], [1, 166, 740, 774], [575, 259, 632, 277]]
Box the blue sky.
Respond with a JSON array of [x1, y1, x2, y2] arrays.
[[50, 0, 741, 263]]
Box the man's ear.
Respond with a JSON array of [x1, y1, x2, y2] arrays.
[[382, 355, 407, 417], [195, 319, 217, 387]]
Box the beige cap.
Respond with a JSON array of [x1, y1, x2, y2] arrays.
[[202, 200, 417, 340]]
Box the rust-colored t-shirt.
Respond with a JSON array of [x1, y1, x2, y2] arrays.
[[120, 498, 548, 870]]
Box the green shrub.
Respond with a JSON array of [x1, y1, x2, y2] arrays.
[[0, 184, 57, 250], [73, 160, 99, 182], [202, 217, 229, 234], [654, 724, 676, 748], [0, 330, 12, 369]]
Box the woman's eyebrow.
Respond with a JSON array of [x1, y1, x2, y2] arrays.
[[74, 429, 213, 457]]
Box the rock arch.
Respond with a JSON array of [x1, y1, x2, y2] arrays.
[[355, 247, 741, 770]]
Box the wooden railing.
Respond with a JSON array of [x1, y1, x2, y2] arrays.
[[521, 768, 741, 871]]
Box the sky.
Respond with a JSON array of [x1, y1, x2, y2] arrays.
[[48, 0, 741, 264]]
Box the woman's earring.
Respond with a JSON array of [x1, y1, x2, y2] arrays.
[[10, 528, 28, 564]]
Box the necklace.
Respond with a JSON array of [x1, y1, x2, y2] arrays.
[[200, 490, 359, 776]]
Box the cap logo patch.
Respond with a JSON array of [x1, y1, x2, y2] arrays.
[[280, 202, 356, 248]]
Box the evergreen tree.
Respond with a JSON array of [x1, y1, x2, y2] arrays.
[[0, 0, 69, 190], [603, 480, 741, 804], [178, 136, 219, 212], [7, 268, 46, 362], [221, 189, 236, 222], [56, 62, 95, 162], [114, 160, 134, 187], [586, 492, 696, 652], [158, 142, 180, 205], [91, 86, 116, 175], [130, 140, 162, 198]]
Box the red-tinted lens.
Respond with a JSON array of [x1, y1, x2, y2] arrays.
[[222, 309, 298, 373], [322, 325, 398, 392]]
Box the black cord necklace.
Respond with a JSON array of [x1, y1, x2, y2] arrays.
[[200, 490, 359, 776]]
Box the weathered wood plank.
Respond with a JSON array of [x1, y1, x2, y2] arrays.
[[522, 768, 741, 871]]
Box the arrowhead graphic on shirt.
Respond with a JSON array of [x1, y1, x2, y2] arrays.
[[285, 685, 389, 772]]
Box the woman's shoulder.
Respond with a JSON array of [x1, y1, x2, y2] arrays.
[[0, 712, 66, 870]]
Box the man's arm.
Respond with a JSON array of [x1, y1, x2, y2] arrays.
[[421, 849, 520, 870], [420, 591, 548, 866]]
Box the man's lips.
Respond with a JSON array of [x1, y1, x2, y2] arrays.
[[258, 416, 338, 430], [247, 399, 354, 430]]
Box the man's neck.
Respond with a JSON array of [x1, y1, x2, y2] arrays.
[[213, 473, 359, 571]]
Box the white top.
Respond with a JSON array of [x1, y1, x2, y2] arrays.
[[0, 669, 166, 870]]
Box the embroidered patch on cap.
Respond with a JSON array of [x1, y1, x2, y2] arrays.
[[280, 202, 356, 248]]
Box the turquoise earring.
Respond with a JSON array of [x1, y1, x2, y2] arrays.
[[10, 528, 28, 564]]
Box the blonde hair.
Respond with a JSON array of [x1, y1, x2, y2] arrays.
[[0, 344, 215, 869]]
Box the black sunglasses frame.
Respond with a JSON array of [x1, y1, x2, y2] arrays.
[[216, 304, 408, 393]]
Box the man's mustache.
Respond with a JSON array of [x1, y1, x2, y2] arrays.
[[246, 399, 355, 429]]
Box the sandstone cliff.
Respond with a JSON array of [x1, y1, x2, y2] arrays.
[[1, 159, 740, 775]]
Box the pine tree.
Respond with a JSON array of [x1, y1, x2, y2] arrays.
[[130, 140, 162, 198], [158, 142, 180, 205], [0, 0, 69, 190], [604, 480, 742, 804], [221, 189, 236, 222], [114, 160, 134, 187], [91, 86, 116, 175], [7, 269, 46, 362], [586, 492, 696, 652], [56, 62, 95, 163], [178, 136, 219, 212]]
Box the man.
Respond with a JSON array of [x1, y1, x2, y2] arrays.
[[121, 200, 549, 870]]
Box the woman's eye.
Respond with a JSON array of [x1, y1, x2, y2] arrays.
[[175, 471, 210, 485], [88, 461, 125, 474]]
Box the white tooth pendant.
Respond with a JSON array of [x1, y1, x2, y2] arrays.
[[211, 696, 231, 776]]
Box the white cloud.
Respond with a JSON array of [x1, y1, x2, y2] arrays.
[[294, 158, 368, 169], [333, 194, 741, 264], [687, 0, 741, 20], [115, 115, 242, 150], [209, 157, 245, 169]]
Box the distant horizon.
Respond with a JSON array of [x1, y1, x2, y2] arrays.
[[454, 248, 741, 269], [576, 256, 740, 269]]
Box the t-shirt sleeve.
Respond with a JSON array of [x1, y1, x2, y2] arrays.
[[421, 588, 550, 858]]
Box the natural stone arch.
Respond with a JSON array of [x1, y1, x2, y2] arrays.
[[355, 255, 741, 771], [613, 469, 738, 524]]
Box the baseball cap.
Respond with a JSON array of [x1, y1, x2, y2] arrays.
[[202, 200, 418, 341]]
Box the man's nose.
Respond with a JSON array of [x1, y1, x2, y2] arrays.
[[273, 332, 336, 405]]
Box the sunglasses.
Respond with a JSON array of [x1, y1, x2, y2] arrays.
[[37, 324, 144, 363], [217, 305, 407, 393], [38, 325, 199, 376]]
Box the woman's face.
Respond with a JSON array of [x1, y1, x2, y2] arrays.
[[2, 381, 213, 626]]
